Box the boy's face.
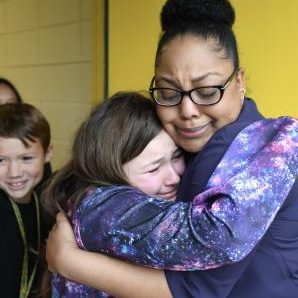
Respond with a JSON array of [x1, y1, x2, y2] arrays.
[[0, 137, 52, 203]]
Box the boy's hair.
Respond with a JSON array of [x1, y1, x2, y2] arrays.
[[0, 103, 51, 152], [0, 77, 23, 103], [43, 91, 163, 225]]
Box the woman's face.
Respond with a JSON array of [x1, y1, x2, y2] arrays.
[[123, 129, 185, 201], [155, 35, 245, 152]]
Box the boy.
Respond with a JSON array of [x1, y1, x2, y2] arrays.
[[0, 103, 52, 297]]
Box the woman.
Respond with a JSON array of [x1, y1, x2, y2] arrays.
[[46, 0, 298, 297]]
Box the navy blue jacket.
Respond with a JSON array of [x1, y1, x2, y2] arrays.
[[165, 99, 298, 297]]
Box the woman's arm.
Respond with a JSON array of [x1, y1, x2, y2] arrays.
[[74, 117, 298, 270], [47, 213, 172, 298]]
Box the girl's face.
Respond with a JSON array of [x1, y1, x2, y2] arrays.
[[123, 129, 185, 201], [155, 35, 245, 152]]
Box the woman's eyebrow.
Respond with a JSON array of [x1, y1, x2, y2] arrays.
[[191, 72, 222, 83], [156, 71, 222, 87]]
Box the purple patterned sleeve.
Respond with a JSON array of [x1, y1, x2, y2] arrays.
[[72, 117, 298, 271]]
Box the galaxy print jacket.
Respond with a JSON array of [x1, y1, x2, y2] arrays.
[[52, 116, 298, 297]]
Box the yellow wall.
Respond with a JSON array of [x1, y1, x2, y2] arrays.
[[109, 0, 162, 93], [0, 0, 94, 169], [109, 0, 298, 118], [94, 0, 105, 103], [232, 0, 298, 118]]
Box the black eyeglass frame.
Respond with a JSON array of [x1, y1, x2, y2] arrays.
[[149, 69, 239, 107]]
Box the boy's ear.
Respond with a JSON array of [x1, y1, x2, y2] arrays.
[[45, 144, 53, 163]]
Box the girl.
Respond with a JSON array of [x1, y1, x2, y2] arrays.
[[44, 91, 297, 297]]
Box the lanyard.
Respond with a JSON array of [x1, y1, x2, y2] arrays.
[[9, 191, 41, 298]]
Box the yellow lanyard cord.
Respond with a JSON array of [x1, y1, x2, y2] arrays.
[[9, 191, 41, 298]]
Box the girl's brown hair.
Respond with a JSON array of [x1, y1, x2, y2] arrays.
[[43, 91, 163, 225]]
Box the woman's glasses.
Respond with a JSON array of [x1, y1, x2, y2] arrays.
[[149, 69, 238, 107]]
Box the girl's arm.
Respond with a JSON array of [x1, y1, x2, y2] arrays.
[[47, 213, 172, 298], [47, 117, 298, 296], [74, 117, 298, 270]]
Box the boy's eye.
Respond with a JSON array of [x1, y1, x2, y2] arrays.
[[0, 158, 6, 165], [22, 156, 35, 162]]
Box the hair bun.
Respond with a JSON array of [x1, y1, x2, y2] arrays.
[[161, 0, 235, 32]]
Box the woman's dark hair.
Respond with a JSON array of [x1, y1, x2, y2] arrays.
[[42, 91, 163, 225], [155, 0, 239, 69], [0, 103, 51, 152], [0, 77, 23, 103]]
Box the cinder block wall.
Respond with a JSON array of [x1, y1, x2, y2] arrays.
[[0, 0, 94, 169]]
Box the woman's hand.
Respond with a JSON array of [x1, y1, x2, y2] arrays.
[[46, 212, 78, 273], [46, 213, 172, 298]]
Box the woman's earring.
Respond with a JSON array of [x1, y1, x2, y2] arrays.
[[240, 89, 246, 103]]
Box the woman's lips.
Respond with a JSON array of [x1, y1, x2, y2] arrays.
[[177, 123, 210, 138]]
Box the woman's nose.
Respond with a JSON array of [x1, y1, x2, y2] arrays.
[[178, 95, 201, 119]]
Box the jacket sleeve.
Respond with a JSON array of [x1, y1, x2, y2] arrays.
[[73, 117, 298, 270]]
